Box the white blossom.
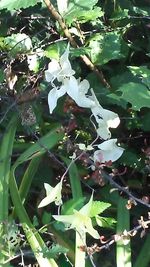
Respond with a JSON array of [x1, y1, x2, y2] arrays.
[[90, 90, 120, 139], [61, 76, 95, 108], [45, 44, 75, 83], [48, 85, 67, 113], [93, 139, 124, 163], [38, 180, 63, 208], [53, 194, 99, 239]]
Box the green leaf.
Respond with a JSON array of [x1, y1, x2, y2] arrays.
[[42, 244, 68, 259], [141, 112, 150, 131], [44, 42, 67, 60], [119, 150, 143, 169], [118, 82, 150, 110], [61, 197, 85, 215], [0, 0, 41, 10], [110, 9, 129, 20], [0, 115, 17, 264], [64, 0, 103, 25], [128, 66, 150, 89], [90, 201, 111, 217], [5, 33, 32, 55], [70, 47, 90, 57], [96, 215, 116, 228], [89, 32, 129, 65]]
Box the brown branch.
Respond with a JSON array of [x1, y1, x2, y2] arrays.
[[81, 217, 150, 256], [43, 0, 111, 89]]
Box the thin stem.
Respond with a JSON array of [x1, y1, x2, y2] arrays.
[[102, 171, 150, 209]]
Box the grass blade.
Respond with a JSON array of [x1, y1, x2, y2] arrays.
[[9, 125, 64, 267], [0, 115, 17, 266], [116, 198, 131, 267], [133, 234, 150, 267]]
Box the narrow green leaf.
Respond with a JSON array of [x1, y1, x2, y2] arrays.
[[133, 234, 150, 267], [15, 125, 64, 166], [116, 198, 131, 267], [18, 156, 42, 204], [0, 114, 17, 265], [10, 125, 65, 267], [61, 157, 83, 200]]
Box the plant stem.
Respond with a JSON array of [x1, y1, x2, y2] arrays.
[[75, 231, 86, 267]]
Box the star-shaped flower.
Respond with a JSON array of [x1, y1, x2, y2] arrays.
[[38, 180, 63, 208], [53, 194, 99, 239]]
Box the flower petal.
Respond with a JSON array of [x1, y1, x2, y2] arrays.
[[59, 44, 75, 80], [48, 86, 66, 113], [97, 139, 117, 150], [94, 139, 124, 163], [64, 76, 95, 108], [96, 120, 111, 140], [45, 60, 61, 82], [38, 180, 63, 208]]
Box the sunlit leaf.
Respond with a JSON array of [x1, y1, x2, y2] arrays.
[[89, 32, 129, 65], [64, 0, 103, 25], [0, 0, 41, 10], [118, 82, 150, 110], [90, 201, 111, 217]]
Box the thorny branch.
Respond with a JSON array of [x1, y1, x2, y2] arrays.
[[81, 216, 150, 256], [43, 0, 111, 89]]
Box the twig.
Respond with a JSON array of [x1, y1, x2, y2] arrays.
[[84, 217, 150, 256], [102, 171, 150, 209], [43, 0, 111, 89]]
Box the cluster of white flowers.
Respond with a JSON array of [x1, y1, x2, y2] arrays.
[[45, 44, 124, 163], [38, 45, 125, 240]]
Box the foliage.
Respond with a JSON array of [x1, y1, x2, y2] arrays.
[[0, 0, 150, 266]]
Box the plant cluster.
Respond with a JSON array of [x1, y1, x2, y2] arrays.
[[0, 1, 150, 267]]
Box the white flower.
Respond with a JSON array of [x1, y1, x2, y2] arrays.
[[90, 90, 120, 139], [93, 139, 124, 163], [45, 44, 75, 83], [38, 180, 63, 208], [61, 76, 95, 108], [48, 85, 67, 113], [53, 194, 99, 239], [48, 76, 95, 113]]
